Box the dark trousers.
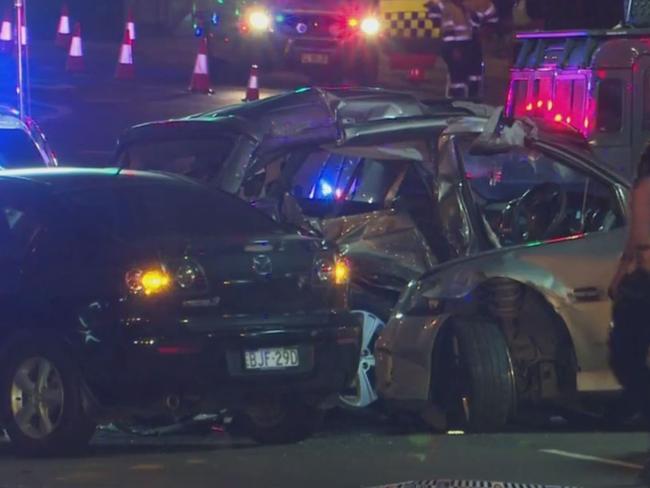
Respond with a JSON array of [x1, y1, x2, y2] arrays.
[[610, 270, 650, 418], [440, 37, 484, 99]]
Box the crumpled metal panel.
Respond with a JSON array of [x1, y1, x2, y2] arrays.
[[407, 228, 625, 393], [321, 210, 438, 290]]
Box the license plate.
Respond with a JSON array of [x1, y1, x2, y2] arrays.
[[244, 347, 300, 370], [301, 53, 329, 65]]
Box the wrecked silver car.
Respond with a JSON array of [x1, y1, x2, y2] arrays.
[[376, 110, 629, 431], [116, 88, 480, 409]]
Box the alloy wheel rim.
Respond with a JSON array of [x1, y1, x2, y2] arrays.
[[10, 357, 65, 439], [339, 310, 385, 409]]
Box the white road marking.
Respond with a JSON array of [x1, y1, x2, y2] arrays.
[[540, 448, 644, 470]]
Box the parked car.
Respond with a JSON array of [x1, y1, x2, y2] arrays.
[[375, 110, 629, 431], [116, 87, 479, 410], [0, 106, 57, 168], [0, 168, 359, 456]]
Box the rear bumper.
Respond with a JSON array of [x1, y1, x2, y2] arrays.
[[83, 311, 361, 410]]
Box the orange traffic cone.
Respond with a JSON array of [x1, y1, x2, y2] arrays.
[[115, 28, 134, 80], [189, 37, 212, 94], [56, 3, 71, 48], [243, 65, 259, 102], [0, 9, 12, 53], [126, 7, 136, 44], [66, 22, 84, 73]]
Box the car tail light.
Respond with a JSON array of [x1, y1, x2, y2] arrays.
[[126, 266, 172, 296]]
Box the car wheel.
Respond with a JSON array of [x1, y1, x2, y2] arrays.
[[433, 317, 515, 432], [339, 292, 392, 410], [244, 397, 320, 445], [0, 340, 96, 456]]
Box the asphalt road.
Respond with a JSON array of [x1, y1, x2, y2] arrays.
[[0, 36, 510, 165], [1, 413, 649, 488], [0, 35, 639, 488]]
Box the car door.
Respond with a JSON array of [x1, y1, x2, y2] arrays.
[[456, 136, 628, 392], [0, 185, 45, 343], [286, 149, 440, 289]]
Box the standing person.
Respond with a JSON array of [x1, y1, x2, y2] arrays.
[[425, 0, 498, 99], [609, 145, 650, 425]]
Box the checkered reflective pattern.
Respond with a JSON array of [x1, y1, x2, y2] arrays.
[[384, 11, 440, 38], [371, 481, 580, 488]]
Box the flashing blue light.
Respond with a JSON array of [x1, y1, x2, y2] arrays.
[[211, 13, 220, 25], [194, 26, 204, 37], [275, 14, 285, 22], [320, 181, 333, 197]]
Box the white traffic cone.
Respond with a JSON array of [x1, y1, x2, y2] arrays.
[[115, 28, 135, 80], [66, 22, 84, 73], [126, 7, 136, 44], [0, 9, 12, 53], [56, 3, 71, 48], [189, 37, 212, 94], [243, 64, 259, 102]]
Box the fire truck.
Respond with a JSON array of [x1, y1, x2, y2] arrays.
[[190, 0, 438, 83], [506, 1, 650, 180]]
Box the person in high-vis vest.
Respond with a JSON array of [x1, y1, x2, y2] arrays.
[[425, 0, 498, 99]]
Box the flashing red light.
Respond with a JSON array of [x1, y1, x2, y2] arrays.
[[554, 114, 563, 123], [536, 100, 543, 108], [584, 117, 590, 129], [547, 100, 553, 111], [525, 103, 533, 111], [565, 116, 572, 124]]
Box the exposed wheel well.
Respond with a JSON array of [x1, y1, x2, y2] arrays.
[[431, 277, 578, 410]]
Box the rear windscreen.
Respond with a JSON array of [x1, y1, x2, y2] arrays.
[[0, 129, 44, 168], [59, 182, 282, 242], [119, 136, 235, 182]]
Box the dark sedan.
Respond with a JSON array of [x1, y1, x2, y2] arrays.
[[0, 168, 359, 456]]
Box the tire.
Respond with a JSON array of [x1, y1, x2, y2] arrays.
[[243, 397, 320, 445], [338, 290, 393, 410], [0, 339, 96, 456], [433, 317, 515, 432]]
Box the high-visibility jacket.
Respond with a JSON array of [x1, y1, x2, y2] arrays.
[[425, 0, 498, 42]]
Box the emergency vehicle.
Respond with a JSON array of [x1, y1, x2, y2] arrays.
[[507, 25, 650, 180], [190, 0, 440, 82]]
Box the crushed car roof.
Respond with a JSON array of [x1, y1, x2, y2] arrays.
[[118, 88, 480, 157]]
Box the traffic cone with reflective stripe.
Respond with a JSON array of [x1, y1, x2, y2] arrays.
[[65, 22, 84, 73], [243, 64, 259, 102], [115, 28, 134, 80], [0, 10, 12, 53], [188, 37, 212, 94], [126, 7, 136, 44], [56, 3, 71, 48]]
